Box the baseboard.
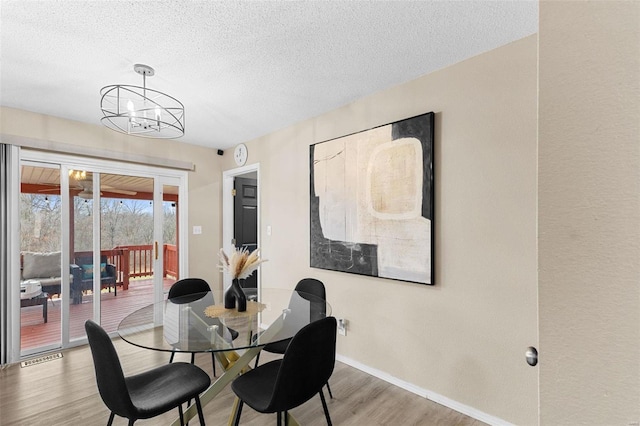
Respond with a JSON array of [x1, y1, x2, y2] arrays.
[[335, 354, 515, 426]]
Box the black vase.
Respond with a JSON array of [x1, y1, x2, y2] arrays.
[[224, 278, 247, 312]]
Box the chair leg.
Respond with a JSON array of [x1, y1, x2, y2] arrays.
[[319, 389, 332, 426], [196, 395, 206, 426], [284, 410, 289, 426], [277, 411, 281, 426], [169, 351, 175, 363], [128, 420, 135, 426], [178, 404, 184, 426], [254, 352, 261, 368], [185, 353, 194, 406], [107, 412, 115, 426], [326, 381, 333, 399], [187, 353, 196, 403], [233, 400, 244, 426], [210, 352, 217, 376]]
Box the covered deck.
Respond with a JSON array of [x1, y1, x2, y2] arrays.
[[19, 169, 182, 353], [20, 245, 178, 352]]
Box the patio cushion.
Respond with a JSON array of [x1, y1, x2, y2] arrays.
[[22, 251, 62, 279], [37, 276, 73, 286], [81, 262, 107, 279], [81, 264, 94, 279]]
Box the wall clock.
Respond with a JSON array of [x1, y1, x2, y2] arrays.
[[234, 143, 248, 166]]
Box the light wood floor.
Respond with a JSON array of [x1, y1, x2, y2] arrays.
[[0, 340, 486, 426]]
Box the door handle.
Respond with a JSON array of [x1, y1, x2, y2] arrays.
[[155, 241, 159, 260], [525, 346, 538, 366]]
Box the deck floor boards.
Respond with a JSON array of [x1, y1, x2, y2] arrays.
[[20, 278, 174, 351]]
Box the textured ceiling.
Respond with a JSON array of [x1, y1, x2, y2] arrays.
[[0, 1, 538, 150]]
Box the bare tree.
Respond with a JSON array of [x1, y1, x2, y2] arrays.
[[73, 197, 94, 252], [21, 195, 176, 253], [20, 194, 62, 253]]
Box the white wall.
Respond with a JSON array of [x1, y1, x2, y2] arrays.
[[220, 35, 539, 425]]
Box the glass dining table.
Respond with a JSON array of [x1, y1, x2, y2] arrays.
[[117, 287, 331, 426]]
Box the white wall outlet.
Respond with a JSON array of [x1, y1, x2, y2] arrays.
[[338, 318, 347, 336], [193, 225, 202, 235]]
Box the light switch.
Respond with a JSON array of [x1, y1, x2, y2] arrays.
[[193, 225, 202, 235], [267, 225, 272, 236]]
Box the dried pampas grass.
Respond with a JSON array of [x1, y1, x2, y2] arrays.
[[219, 246, 267, 279]]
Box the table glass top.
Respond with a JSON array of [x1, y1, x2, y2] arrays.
[[117, 288, 331, 353]]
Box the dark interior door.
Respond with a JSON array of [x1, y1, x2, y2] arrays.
[[234, 177, 258, 289]]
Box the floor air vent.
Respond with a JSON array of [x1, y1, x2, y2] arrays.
[[20, 352, 63, 368]]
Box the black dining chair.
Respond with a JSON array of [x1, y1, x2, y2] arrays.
[[168, 277, 211, 301], [85, 320, 210, 426], [168, 277, 239, 377], [254, 278, 333, 398], [231, 316, 337, 426]]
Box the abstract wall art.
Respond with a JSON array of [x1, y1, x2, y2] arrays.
[[310, 112, 434, 285]]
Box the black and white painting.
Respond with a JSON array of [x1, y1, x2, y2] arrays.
[[310, 112, 434, 285]]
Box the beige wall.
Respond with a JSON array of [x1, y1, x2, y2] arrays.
[[0, 107, 224, 286], [220, 35, 539, 425], [539, 1, 640, 424]]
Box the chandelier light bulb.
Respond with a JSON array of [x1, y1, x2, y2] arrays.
[[68, 169, 87, 180]]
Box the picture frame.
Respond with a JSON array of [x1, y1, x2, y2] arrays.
[[309, 112, 435, 285]]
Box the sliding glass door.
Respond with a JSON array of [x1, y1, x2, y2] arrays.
[[67, 169, 95, 341], [161, 183, 180, 295], [17, 152, 186, 357], [96, 172, 156, 333], [19, 163, 63, 352]]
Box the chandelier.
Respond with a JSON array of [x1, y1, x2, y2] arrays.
[[100, 64, 185, 139], [68, 169, 87, 181]]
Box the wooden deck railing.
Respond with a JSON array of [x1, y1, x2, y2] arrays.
[[74, 244, 177, 291], [164, 244, 178, 278], [119, 244, 154, 279]]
